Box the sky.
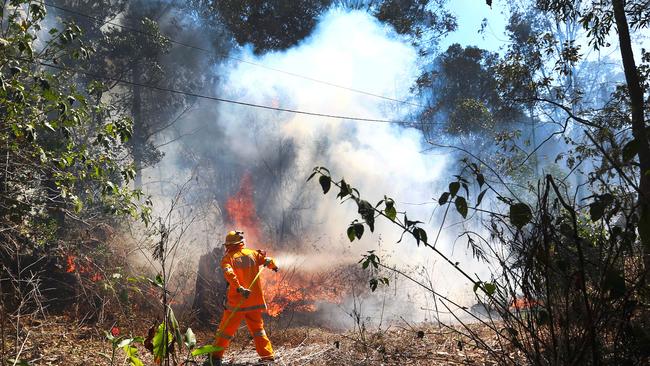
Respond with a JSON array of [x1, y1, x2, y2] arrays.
[[442, 0, 509, 51]]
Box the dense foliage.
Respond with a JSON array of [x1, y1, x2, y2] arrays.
[[0, 0, 153, 327], [211, 0, 456, 54], [0, 3, 146, 248]]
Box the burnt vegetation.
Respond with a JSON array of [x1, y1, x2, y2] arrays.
[[1, 0, 649, 365]]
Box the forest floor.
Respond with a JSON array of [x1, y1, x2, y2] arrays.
[[2, 315, 514, 365]]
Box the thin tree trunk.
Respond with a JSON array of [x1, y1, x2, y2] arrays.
[[131, 62, 143, 189], [612, 0, 650, 272]]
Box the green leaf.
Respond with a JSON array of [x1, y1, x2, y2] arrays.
[[455, 196, 468, 218], [306, 171, 317, 181], [73, 196, 83, 213], [477, 173, 485, 187], [152, 323, 173, 362], [473, 281, 482, 293], [347, 225, 356, 242], [117, 338, 135, 348], [124, 345, 144, 366], [384, 205, 397, 221], [589, 201, 605, 221], [318, 175, 331, 194], [167, 306, 183, 353], [589, 193, 615, 222], [337, 178, 351, 199], [476, 189, 487, 207], [354, 223, 364, 239], [357, 200, 375, 232], [154, 274, 164, 287], [509, 203, 532, 229], [369, 278, 378, 292], [191, 345, 223, 357], [370, 254, 379, 268], [105, 181, 117, 194], [105, 331, 115, 342], [184, 328, 197, 349], [622, 139, 638, 162], [413, 227, 427, 246], [449, 182, 460, 197], [438, 192, 450, 205], [29, 3, 46, 21], [484, 282, 496, 296]]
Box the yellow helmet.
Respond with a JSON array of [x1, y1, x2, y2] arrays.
[[224, 230, 244, 246]]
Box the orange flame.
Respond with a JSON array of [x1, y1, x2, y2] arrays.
[[66, 255, 76, 273], [225, 173, 261, 245], [264, 272, 344, 317], [65, 254, 103, 282], [511, 297, 540, 310]]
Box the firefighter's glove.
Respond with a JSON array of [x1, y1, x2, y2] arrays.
[[237, 286, 251, 299], [264, 257, 278, 272]]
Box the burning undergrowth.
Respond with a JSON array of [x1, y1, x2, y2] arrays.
[[264, 267, 351, 317], [222, 172, 366, 319]]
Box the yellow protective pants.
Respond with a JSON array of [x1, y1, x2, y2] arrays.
[[212, 310, 274, 360]]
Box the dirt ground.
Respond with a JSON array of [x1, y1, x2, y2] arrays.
[[2, 315, 513, 365]]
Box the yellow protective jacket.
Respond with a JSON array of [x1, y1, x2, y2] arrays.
[[221, 244, 277, 312]]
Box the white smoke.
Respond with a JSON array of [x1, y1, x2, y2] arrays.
[[147, 8, 490, 325]]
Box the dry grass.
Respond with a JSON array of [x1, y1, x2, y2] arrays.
[[2, 315, 517, 365]]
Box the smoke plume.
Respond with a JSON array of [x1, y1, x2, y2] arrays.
[[145, 8, 488, 326]]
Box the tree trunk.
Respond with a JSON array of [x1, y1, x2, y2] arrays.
[[612, 0, 650, 272], [192, 248, 226, 327], [131, 62, 144, 189]]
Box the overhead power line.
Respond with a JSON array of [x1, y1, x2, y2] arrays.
[[37, 60, 439, 126], [42, 2, 427, 109]]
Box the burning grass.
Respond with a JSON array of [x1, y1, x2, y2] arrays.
[[262, 263, 362, 318]]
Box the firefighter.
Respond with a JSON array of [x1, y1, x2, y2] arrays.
[[205, 230, 279, 366]]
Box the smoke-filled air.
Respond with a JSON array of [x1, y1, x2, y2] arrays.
[[147, 8, 477, 327], [2, 0, 649, 365]]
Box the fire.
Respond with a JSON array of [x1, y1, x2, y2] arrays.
[[263, 271, 345, 317], [66, 255, 76, 273], [510, 297, 540, 311], [65, 254, 103, 282], [225, 173, 261, 245]]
